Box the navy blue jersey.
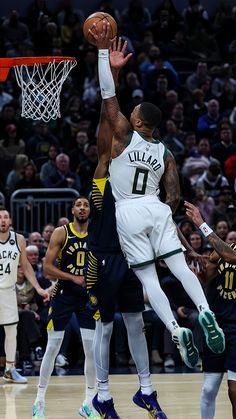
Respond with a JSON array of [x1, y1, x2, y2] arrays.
[[56, 222, 89, 290], [205, 243, 236, 332], [88, 177, 120, 253]]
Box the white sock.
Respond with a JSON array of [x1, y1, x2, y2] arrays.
[[201, 372, 223, 419], [165, 253, 209, 311], [134, 264, 180, 334], [94, 320, 113, 401], [4, 324, 17, 368], [35, 330, 64, 404], [80, 328, 97, 406], [122, 312, 153, 395]]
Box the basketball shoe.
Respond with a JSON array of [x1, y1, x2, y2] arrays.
[[92, 394, 120, 418], [133, 389, 167, 419], [32, 401, 45, 419], [198, 309, 225, 353], [79, 402, 101, 418], [172, 327, 199, 368], [3, 367, 27, 384]]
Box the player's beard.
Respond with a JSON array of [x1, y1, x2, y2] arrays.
[[0, 225, 8, 233], [75, 215, 89, 224]]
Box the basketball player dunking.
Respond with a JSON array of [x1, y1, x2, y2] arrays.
[[90, 22, 225, 369], [86, 37, 167, 419]]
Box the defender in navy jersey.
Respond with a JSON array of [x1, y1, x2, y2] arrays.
[[87, 37, 167, 419], [185, 201, 236, 419], [32, 198, 100, 419]]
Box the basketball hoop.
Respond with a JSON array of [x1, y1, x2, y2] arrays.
[[0, 56, 77, 122]]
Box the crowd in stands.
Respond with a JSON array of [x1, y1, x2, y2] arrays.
[[0, 0, 236, 372]]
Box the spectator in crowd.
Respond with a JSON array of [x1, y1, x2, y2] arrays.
[[0, 103, 21, 139], [0, 124, 25, 183], [196, 161, 229, 200], [188, 231, 205, 255], [182, 0, 209, 35], [44, 153, 81, 192], [2, 9, 31, 51], [211, 63, 236, 98], [215, 220, 230, 242], [39, 145, 59, 186], [16, 264, 42, 370], [28, 232, 44, 261], [68, 130, 90, 172], [41, 223, 55, 257], [197, 99, 223, 138], [162, 119, 185, 157], [185, 61, 210, 92], [5, 154, 28, 196], [121, 0, 152, 47], [211, 125, 236, 171], [57, 217, 69, 227], [123, 88, 144, 119], [0, 82, 13, 112], [14, 161, 42, 191], [226, 230, 236, 245], [192, 186, 215, 226], [26, 122, 60, 162], [210, 186, 235, 228]]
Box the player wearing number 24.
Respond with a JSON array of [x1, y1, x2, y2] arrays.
[[0, 206, 49, 384]]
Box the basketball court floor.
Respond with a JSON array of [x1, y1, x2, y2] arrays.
[[0, 367, 231, 419]]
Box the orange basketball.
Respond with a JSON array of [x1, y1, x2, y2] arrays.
[[83, 12, 117, 45]]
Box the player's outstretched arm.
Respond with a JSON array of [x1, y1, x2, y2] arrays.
[[43, 227, 85, 286], [18, 234, 49, 301], [94, 37, 132, 179], [185, 201, 236, 263], [90, 21, 131, 155]]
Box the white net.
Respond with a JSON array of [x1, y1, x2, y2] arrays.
[[14, 59, 77, 122]]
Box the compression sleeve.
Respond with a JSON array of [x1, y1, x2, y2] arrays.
[[98, 49, 115, 99]]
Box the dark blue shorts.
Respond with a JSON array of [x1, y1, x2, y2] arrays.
[[202, 327, 236, 373], [88, 252, 144, 322], [47, 281, 95, 332]]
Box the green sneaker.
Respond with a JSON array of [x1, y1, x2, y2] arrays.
[[32, 401, 45, 419], [198, 310, 225, 354], [172, 327, 199, 368], [79, 403, 100, 418]]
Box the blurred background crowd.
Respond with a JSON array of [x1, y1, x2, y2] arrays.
[[0, 0, 236, 374]]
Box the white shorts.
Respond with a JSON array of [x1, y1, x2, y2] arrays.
[[115, 195, 182, 268], [0, 286, 18, 325]]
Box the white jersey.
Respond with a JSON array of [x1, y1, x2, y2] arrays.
[[0, 231, 20, 289], [109, 131, 167, 201]]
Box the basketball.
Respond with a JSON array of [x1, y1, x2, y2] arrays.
[[83, 12, 117, 45]]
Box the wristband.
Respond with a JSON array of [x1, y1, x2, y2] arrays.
[[199, 222, 213, 237]]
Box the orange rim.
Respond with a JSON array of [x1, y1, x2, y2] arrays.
[[0, 56, 77, 81]]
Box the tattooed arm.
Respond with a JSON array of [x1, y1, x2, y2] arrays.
[[185, 201, 236, 263], [162, 150, 180, 214]]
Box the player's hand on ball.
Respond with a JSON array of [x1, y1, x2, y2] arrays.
[[109, 37, 133, 70], [89, 20, 113, 49]]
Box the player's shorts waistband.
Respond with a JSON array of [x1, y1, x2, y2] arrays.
[[115, 195, 161, 207]]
